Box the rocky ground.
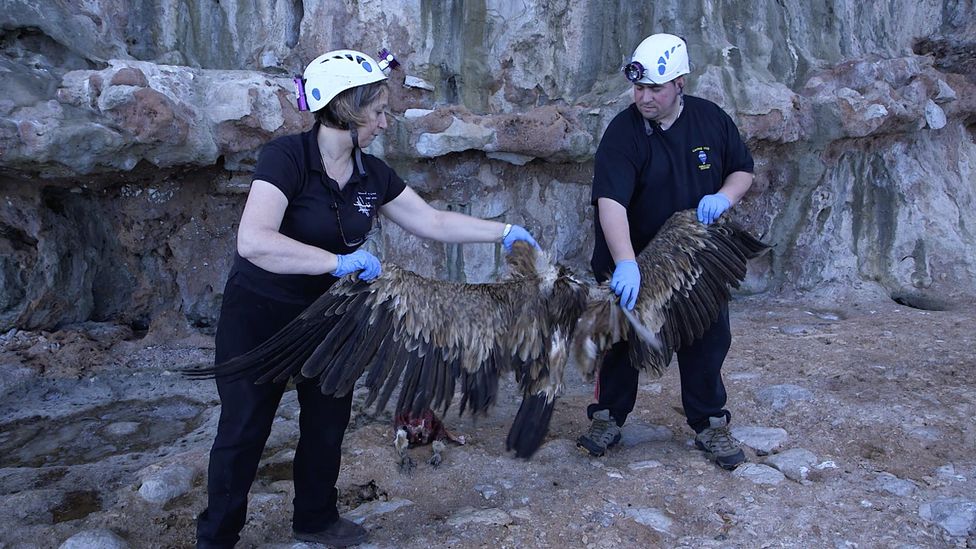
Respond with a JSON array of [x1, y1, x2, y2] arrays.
[[0, 295, 974, 548]]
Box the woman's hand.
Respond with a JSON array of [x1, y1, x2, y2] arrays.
[[333, 249, 382, 281], [502, 224, 540, 252]]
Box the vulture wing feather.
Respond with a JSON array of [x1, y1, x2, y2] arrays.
[[573, 209, 770, 381], [181, 242, 588, 460]]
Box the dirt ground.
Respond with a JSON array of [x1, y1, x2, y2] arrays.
[[1, 295, 974, 548]]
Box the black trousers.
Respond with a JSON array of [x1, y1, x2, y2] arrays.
[[196, 278, 353, 547], [587, 306, 732, 433]]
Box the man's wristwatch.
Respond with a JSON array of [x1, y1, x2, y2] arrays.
[[501, 223, 512, 241]]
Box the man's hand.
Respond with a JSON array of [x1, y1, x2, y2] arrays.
[[697, 193, 731, 225], [333, 249, 382, 281], [610, 259, 641, 311]]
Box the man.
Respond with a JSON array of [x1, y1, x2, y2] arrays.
[[576, 33, 755, 470]]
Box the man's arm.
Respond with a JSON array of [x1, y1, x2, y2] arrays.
[[597, 198, 636, 262], [597, 197, 641, 310], [717, 170, 754, 206], [698, 171, 754, 224]]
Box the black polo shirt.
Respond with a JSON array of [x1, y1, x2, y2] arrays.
[[590, 96, 754, 280], [229, 122, 406, 303]]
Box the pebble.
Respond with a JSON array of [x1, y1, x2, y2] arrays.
[[475, 484, 498, 499], [918, 497, 976, 537], [935, 464, 966, 482], [446, 507, 513, 527], [732, 463, 786, 485], [754, 384, 814, 410], [138, 464, 195, 504], [875, 472, 917, 497], [626, 507, 673, 533], [620, 422, 673, 446], [766, 448, 818, 482], [628, 459, 663, 470], [779, 324, 819, 335], [104, 421, 140, 437], [59, 529, 128, 549], [731, 426, 788, 455], [347, 498, 413, 524]]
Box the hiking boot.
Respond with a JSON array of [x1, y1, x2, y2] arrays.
[[695, 416, 746, 470], [577, 409, 622, 457], [293, 517, 368, 547]]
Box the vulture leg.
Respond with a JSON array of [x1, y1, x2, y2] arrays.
[[394, 428, 415, 474], [428, 440, 446, 468]]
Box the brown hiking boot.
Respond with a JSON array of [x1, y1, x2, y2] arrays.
[[577, 409, 622, 457], [695, 416, 746, 470], [293, 516, 368, 547]]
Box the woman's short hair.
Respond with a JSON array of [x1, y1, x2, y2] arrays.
[[314, 81, 389, 129]]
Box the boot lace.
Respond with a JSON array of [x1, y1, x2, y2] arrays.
[[587, 413, 620, 447], [700, 424, 739, 455]]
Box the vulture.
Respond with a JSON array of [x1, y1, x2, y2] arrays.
[[183, 209, 770, 459]]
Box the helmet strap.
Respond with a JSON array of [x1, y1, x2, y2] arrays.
[[354, 86, 365, 109], [348, 127, 366, 176]]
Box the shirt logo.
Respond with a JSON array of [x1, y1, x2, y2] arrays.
[[353, 192, 377, 216], [692, 146, 712, 171]]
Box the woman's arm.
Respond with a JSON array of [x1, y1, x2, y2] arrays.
[[380, 186, 508, 243], [236, 180, 340, 275]]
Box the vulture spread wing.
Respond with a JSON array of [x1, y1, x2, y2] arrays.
[[184, 209, 769, 459], [183, 243, 589, 458], [573, 209, 771, 380]]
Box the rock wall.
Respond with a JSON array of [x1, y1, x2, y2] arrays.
[[1, 1, 974, 332]]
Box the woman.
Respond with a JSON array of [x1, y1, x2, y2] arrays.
[[195, 49, 538, 548]]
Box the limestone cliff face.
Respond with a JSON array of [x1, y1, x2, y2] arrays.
[[1, 1, 974, 332]]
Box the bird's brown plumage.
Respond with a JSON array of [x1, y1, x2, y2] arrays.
[[573, 209, 770, 381], [183, 243, 589, 457], [183, 209, 769, 459]]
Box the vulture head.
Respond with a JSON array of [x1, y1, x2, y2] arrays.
[[183, 209, 769, 459]]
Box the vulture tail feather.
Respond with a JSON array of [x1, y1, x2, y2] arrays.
[[506, 392, 555, 459]]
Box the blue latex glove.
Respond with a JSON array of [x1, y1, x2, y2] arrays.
[[610, 259, 641, 311], [697, 192, 731, 225], [332, 249, 381, 281], [502, 224, 541, 252]]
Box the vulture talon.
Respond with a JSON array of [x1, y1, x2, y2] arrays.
[[399, 454, 416, 474], [394, 428, 415, 474], [428, 440, 446, 468]]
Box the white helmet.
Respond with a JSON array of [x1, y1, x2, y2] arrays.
[[623, 33, 690, 85], [297, 49, 399, 112]]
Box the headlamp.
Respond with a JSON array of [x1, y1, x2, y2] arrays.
[[293, 76, 309, 111], [377, 48, 400, 75], [623, 61, 646, 83]]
